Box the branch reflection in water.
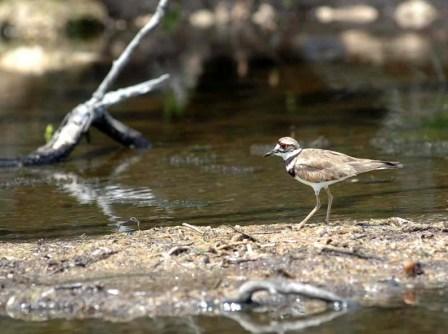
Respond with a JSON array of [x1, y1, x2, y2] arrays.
[[48, 155, 156, 232], [226, 309, 347, 334]]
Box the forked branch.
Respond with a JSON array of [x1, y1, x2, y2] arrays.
[[1, 0, 170, 167], [94, 0, 169, 100]]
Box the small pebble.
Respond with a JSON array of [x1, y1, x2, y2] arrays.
[[404, 261, 424, 277]]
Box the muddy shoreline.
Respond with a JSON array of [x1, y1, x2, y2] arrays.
[[0, 217, 447, 321]]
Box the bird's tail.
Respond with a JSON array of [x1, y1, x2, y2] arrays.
[[350, 159, 403, 174], [378, 161, 403, 169]]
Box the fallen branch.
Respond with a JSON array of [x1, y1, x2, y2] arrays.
[[231, 280, 346, 306], [319, 245, 382, 261], [47, 248, 119, 274], [181, 223, 204, 235], [1, 0, 170, 167], [228, 225, 259, 242], [224, 256, 261, 265], [165, 245, 192, 257]]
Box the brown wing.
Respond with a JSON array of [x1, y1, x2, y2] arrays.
[[293, 149, 359, 183]]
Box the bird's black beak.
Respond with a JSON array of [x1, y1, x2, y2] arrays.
[[264, 150, 274, 157]]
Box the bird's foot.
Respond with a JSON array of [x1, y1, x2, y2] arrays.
[[296, 220, 308, 230]]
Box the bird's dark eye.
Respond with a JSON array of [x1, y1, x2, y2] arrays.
[[279, 143, 288, 150]]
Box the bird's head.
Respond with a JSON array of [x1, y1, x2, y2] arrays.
[[264, 137, 301, 160]]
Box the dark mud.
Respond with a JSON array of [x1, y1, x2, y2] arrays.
[[0, 217, 447, 321]]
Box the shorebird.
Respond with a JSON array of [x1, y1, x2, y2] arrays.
[[265, 137, 402, 228]]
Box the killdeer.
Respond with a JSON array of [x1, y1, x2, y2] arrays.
[[265, 137, 402, 228]]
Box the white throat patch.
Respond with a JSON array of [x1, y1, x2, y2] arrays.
[[284, 149, 301, 161], [284, 149, 302, 171]]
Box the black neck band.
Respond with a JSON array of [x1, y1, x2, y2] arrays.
[[284, 149, 302, 166]]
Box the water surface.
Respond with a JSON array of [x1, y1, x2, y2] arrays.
[[0, 21, 448, 333], [2, 292, 448, 334], [0, 59, 446, 239]]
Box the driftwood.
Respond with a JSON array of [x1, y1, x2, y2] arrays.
[[1, 0, 170, 167], [231, 280, 347, 306], [221, 280, 349, 333]]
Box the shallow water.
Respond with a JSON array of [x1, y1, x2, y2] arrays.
[[1, 21, 448, 333], [0, 58, 447, 240], [2, 288, 448, 334]]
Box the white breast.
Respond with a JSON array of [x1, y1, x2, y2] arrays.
[[286, 158, 296, 172], [294, 175, 349, 194]]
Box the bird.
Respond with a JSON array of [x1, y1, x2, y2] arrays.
[[264, 137, 402, 228]]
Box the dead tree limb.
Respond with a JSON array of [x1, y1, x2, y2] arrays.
[[232, 280, 347, 306], [1, 0, 170, 167]]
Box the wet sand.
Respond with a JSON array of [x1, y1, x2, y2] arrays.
[[0, 217, 447, 321]]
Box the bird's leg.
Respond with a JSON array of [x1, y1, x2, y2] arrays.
[[325, 187, 333, 223], [297, 190, 321, 229]]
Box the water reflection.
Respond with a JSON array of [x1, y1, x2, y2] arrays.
[[225, 309, 347, 333], [0, 153, 163, 237], [51, 158, 155, 232], [2, 300, 448, 334], [41, 154, 168, 233]]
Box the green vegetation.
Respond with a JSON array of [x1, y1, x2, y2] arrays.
[[162, 4, 181, 33], [44, 124, 54, 143], [163, 92, 185, 120]]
